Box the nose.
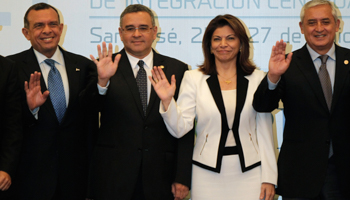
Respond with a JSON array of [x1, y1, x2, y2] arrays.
[[42, 24, 52, 34], [133, 28, 142, 37], [315, 22, 324, 32], [220, 39, 228, 47]]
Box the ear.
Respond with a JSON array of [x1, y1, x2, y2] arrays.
[[335, 19, 340, 32], [22, 28, 31, 40], [152, 26, 158, 40], [299, 22, 304, 34], [118, 27, 124, 42]]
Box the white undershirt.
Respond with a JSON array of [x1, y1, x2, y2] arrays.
[[222, 89, 237, 147]]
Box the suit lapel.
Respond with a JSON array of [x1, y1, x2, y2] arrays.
[[331, 45, 350, 112], [146, 50, 166, 117], [117, 49, 145, 117], [61, 47, 80, 120], [294, 45, 329, 111]]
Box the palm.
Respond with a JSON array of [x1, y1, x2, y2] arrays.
[[149, 67, 176, 107], [269, 40, 293, 78], [90, 42, 121, 86], [24, 72, 49, 110], [153, 75, 175, 101]]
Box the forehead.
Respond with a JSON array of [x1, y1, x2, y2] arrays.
[[304, 4, 333, 21], [121, 11, 152, 27], [212, 25, 235, 36], [27, 8, 59, 24]]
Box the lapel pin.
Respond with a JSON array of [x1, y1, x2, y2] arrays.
[[76, 68, 80, 71], [344, 60, 349, 65], [159, 65, 164, 69]]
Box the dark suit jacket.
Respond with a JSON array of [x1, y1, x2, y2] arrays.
[[7, 47, 98, 200], [0, 56, 22, 198], [253, 44, 350, 198], [88, 49, 194, 200]]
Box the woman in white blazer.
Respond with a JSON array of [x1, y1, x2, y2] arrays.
[[150, 14, 277, 200]]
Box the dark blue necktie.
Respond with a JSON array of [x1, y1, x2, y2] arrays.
[[45, 59, 66, 123], [136, 60, 147, 116]]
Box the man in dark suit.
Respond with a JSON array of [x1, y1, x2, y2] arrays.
[[253, 0, 350, 199], [0, 56, 22, 199], [88, 4, 194, 200], [7, 3, 97, 200]]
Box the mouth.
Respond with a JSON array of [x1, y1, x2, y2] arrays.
[[41, 37, 54, 42], [315, 34, 326, 38]]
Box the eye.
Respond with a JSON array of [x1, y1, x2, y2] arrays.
[[139, 26, 149, 31], [126, 27, 135, 31], [34, 24, 44, 29], [49, 22, 59, 27], [227, 37, 235, 40], [213, 38, 221, 41]]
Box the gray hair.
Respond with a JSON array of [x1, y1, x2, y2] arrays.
[[300, 0, 338, 23], [119, 4, 155, 27]]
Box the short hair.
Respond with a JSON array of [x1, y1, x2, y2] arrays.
[[119, 4, 155, 27], [300, 0, 338, 23], [199, 14, 255, 75], [24, 3, 60, 29]]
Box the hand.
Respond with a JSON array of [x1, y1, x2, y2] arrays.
[[171, 182, 189, 200], [268, 39, 293, 83], [149, 66, 176, 111], [90, 42, 121, 87], [259, 183, 275, 200], [24, 71, 50, 110], [0, 171, 11, 191]]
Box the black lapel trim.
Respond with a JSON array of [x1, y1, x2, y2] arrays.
[[206, 72, 229, 173], [233, 65, 249, 172]]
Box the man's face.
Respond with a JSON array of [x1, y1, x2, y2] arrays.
[[299, 4, 340, 55], [119, 11, 157, 59], [22, 8, 63, 58]]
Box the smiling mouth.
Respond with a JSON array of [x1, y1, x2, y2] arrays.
[[42, 37, 54, 41], [315, 34, 326, 38]]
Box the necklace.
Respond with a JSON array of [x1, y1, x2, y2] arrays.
[[218, 73, 236, 84]]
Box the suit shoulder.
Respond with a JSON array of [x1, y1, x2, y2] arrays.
[[63, 50, 93, 63], [157, 53, 188, 68], [7, 49, 31, 61]]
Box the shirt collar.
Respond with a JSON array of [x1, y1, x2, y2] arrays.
[[33, 46, 64, 65], [125, 50, 153, 70], [307, 43, 336, 62]]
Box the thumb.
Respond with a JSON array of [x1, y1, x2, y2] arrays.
[[171, 74, 176, 87]]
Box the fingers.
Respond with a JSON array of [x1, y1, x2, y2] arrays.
[[113, 53, 121, 70], [260, 183, 275, 200], [170, 74, 176, 87], [172, 183, 189, 200], [0, 172, 11, 191], [102, 42, 108, 57], [97, 44, 102, 60], [108, 43, 113, 57]]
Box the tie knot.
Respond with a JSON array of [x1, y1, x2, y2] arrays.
[[44, 59, 56, 69], [319, 55, 329, 65], [138, 60, 144, 68]]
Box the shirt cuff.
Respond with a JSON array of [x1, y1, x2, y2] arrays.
[[97, 80, 110, 95], [267, 76, 280, 90], [31, 107, 39, 120]]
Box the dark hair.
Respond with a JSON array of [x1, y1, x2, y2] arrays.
[[120, 4, 155, 27], [199, 14, 255, 75], [24, 3, 60, 29]]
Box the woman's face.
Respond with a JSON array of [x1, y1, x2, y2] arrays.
[[210, 25, 241, 64]]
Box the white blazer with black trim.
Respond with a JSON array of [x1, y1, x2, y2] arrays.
[[160, 67, 277, 185]]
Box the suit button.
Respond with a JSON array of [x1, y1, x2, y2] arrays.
[[138, 148, 142, 152], [144, 149, 149, 152], [144, 126, 148, 130]]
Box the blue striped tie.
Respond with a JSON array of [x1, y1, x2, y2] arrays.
[[45, 59, 66, 123]]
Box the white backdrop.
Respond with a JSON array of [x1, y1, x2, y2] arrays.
[[1, 0, 349, 198]]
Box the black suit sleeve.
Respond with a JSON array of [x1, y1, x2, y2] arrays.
[[253, 74, 283, 112], [0, 58, 23, 177]]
